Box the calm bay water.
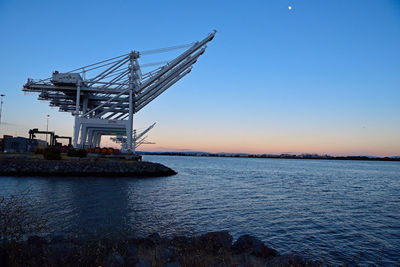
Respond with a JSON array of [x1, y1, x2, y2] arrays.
[[1, 155, 399, 265]]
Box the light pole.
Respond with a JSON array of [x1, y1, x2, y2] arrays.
[[0, 94, 5, 134], [46, 114, 50, 144]]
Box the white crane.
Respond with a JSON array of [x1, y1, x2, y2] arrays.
[[23, 31, 216, 153]]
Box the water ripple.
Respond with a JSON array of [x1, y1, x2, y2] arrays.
[[0, 156, 399, 265]]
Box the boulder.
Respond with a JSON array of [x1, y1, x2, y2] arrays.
[[126, 244, 139, 264], [165, 261, 180, 267], [50, 235, 66, 244], [137, 237, 156, 249], [0, 246, 8, 267], [195, 231, 233, 253], [156, 246, 176, 263], [170, 235, 191, 248], [232, 234, 278, 258], [104, 252, 124, 267], [135, 257, 151, 267], [147, 232, 161, 244], [27, 235, 47, 247]]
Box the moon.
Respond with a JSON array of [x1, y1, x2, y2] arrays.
[[288, 5, 293, 10]]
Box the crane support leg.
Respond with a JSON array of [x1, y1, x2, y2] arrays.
[[127, 88, 133, 153], [73, 81, 81, 148], [79, 125, 88, 148], [73, 117, 81, 148]]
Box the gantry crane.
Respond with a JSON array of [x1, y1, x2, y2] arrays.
[[54, 135, 72, 146], [23, 31, 216, 153], [28, 128, 55, 146], [28, 128, 72, 146], [111, 122, 156, 151]]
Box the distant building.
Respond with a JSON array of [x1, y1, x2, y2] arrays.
[[0, 135, 13, 152], [4, 137, 47, 153]]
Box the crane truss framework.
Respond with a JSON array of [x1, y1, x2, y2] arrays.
[[23, 31, 216, 152]]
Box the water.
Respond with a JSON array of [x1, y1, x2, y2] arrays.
[[1, 156, 399, 265]]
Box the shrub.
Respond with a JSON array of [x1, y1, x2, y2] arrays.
[[43, 147, 61, 160], [67, 148, 87, 158], [34, 147, 44, 154], [0, 190, 48, 242]]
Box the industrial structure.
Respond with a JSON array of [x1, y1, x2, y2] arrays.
[[0, 94, 5, 133], [23, 31, 216, 153], [28, 128, 72, 146], [2, 136, 47, 153], [110, 122, 156, 151]]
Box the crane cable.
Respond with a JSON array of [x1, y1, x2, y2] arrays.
[[37, 43, 192, 81], [139, 42, 194, 55]]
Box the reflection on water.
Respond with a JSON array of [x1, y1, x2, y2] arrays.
[[0, 156, 399, 265]]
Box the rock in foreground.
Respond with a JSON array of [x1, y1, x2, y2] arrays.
[[0, 232, 319, 267]]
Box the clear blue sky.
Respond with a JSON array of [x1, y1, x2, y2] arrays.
[[0, 0, 399, 156]]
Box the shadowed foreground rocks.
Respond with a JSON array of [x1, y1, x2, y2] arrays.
[[0, 232, 319, 267], [0, 159, 177, 177]]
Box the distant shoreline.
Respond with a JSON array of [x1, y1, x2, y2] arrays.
[[140, 152, 400, 162]]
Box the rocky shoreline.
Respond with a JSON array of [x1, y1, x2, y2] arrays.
[[0, 159, 177, 177], [0, 232, 317, 267]]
